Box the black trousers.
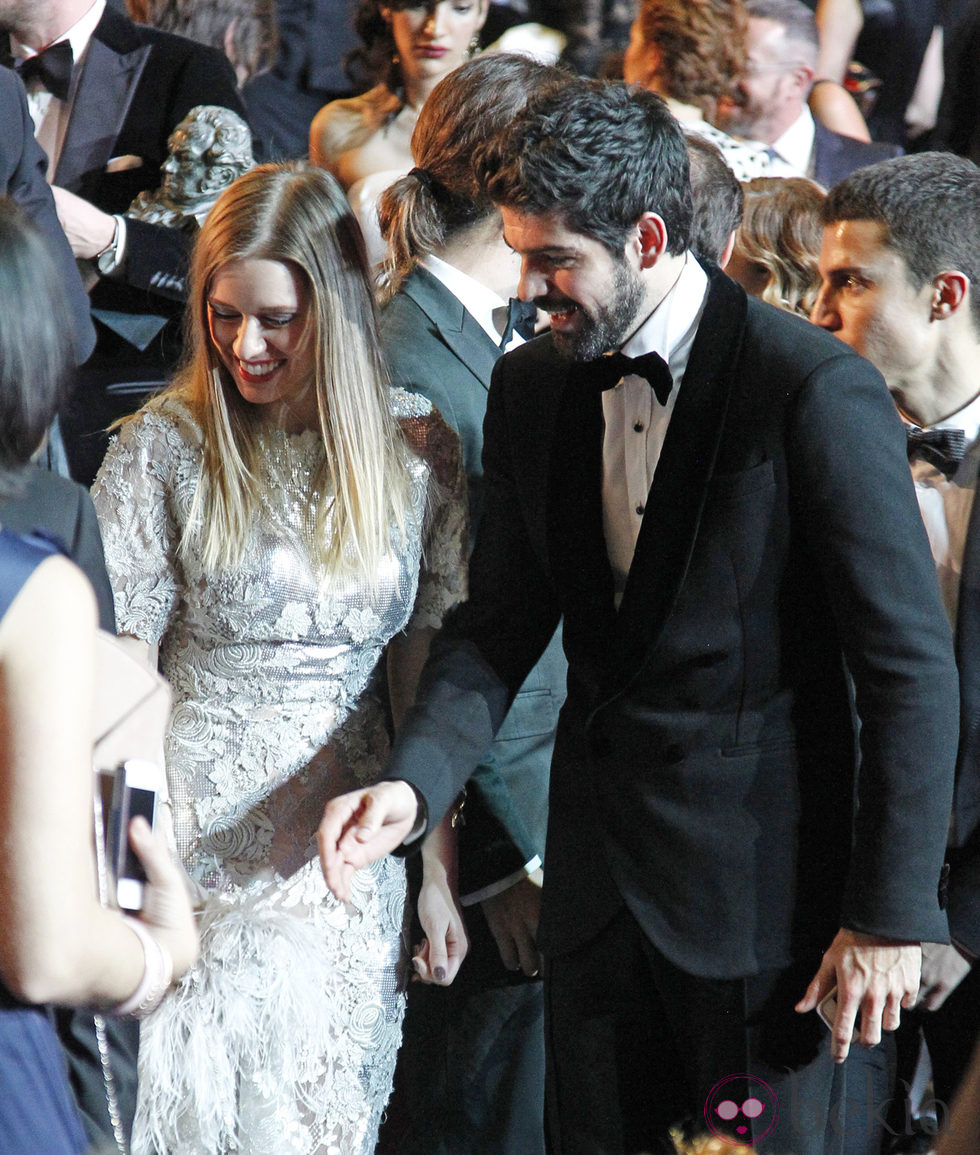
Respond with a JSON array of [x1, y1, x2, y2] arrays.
[[543, 908, 883, 1155]]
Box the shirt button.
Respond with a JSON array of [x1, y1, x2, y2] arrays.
[[635, 504, 645, 516], [634, 422, 644, 432]]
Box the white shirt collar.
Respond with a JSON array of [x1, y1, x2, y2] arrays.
[[922, 390, 980, 449], [621, 253, 709, 373], [421, 253, 510, 348], [771, 107, 816, 175], [11, 0, 105, 63]]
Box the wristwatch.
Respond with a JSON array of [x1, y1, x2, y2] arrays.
[[96, 214, 126, 276]]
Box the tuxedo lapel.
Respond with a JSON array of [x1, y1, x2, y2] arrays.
[[55, 18, 150, 193], [607, 271, 747, 697], [547, 362, 617, 685], [403, 267, 501, 390], [954, 460, 980, 832]]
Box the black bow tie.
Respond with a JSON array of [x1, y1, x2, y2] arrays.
[[14, 40, 74, 102], [499, 297, 538, 349], [588, 350, 674, 406], [906, 425, 966, 479]]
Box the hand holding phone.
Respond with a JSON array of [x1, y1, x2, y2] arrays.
[[816, 986, 859, 1042], [107, 758, 159, 911]]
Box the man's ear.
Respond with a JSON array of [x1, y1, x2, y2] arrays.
[[788, 62, 815, 98], [635, 213, 668, 268], [931, 270, 970, 320]]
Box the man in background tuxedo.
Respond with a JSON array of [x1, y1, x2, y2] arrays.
[[320, 79, 959, 1153], [0, 0, 245, 484], [0, 68, 92, 366], [715, 0, 900, 188], [813, 150, 980, 1124]]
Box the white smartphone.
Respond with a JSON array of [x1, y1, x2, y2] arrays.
[[816, 986, 859, 1041], [107, 758, 159, 911]]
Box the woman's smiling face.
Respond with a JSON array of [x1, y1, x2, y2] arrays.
[[207, 257, 318, 429]]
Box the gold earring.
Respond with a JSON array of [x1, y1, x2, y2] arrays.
[[468, 34, 481, 57]]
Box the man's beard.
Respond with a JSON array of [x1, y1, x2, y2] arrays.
[[547, 260, 646, 362], [0, 0, 39, 35]]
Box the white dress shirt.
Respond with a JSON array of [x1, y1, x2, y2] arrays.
[[769, 108, 817, 178], [12, 0, 105, 178], [602, 255, 709, 600], [909, 392, 980, 629], [422, 253, 525, 352]]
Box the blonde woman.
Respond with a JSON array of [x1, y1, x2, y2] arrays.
[[726, 175, 826, 317], [93, 163, 468, 1155]]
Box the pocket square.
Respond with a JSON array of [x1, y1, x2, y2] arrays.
[[105, 154, 144, 173]]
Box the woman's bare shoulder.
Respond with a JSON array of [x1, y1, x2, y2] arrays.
[[310, 85, 401, 170]]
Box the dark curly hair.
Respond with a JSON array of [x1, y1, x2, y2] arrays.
[[345, 0, 415, 93], [474, 78, 692, 258]]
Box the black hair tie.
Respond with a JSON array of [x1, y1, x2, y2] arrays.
[[409, 166, 435, 193]]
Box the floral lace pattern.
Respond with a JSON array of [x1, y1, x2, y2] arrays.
[[93, 391, 467, 1155]]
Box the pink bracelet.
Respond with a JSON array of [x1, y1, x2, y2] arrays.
[[111, 918, 174, 1019]]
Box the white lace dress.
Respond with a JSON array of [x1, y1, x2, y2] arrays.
[[92, 391, 467, 1155]]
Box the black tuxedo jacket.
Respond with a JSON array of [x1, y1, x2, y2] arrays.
[[811, 120, 902, 190], [47, 8, 244, 308], [387, 266, 959, 978], [3, 9, 245, 482], [0, 68, 93, 362], [381, 267, 565, 896]]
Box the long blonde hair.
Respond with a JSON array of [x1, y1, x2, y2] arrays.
[[159, 163, 413, 580]]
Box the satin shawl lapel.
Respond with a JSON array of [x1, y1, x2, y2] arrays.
[[954, 464, 980, 824], [55, 18, 150, 193], [403, 267, 501, 390], [605, 271, 747, 700], [547, 360, 618, 682]]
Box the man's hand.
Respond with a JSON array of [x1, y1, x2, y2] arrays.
[[917, 941, 973, 1011], [318, 780, 418, 902], [796, 928, 921, 1062], [482, 869, 543, 976], [51, 186, 116, 259]]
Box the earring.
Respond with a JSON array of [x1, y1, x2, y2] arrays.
[[468, 33, 481, 57]]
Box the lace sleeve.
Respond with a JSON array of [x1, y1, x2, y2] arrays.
[[91, 406, 192, 644], [398, 400, 468, 633]]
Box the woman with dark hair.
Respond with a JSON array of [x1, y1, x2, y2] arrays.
[[310, 0, 489, 260], [0, 198, 199, 1154], [93, 163, 468, 1155]]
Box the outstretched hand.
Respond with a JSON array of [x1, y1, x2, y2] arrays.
[[796, 928, 920, 1062], [318, 780, 419, 902]]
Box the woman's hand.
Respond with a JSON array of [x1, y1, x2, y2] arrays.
[[129, 816, 200, 978], [413, 810, 468, 985]]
